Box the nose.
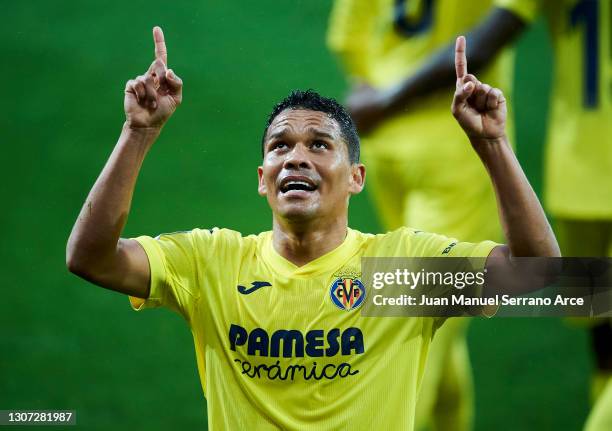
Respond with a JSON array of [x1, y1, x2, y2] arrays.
[[283, 143, 312, 170]]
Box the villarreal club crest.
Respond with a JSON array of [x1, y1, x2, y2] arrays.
[[329, 269, 366, 311]]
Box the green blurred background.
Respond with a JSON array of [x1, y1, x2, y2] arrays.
[[1, 1, 591, 430]]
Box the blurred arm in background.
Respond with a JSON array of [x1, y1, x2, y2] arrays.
[[345, 7, 528, 134]]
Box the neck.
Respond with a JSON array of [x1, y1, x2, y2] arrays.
[[272, 214, 349, 267]]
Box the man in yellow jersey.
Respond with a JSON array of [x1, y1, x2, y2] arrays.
[[66, 28, 560, 430], [542, 0, 612, 429], [327, 1, 529, 429], [546, 0, 612, 421], [496, 1, 612, 429]]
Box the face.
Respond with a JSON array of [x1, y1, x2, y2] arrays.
[[258, 109, 365, 223]]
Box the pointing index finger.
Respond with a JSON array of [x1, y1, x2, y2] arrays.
[[455, 35, 467, 80], [153, 26, 167, 65]]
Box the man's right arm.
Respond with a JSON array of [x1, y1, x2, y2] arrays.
[[344, 7, 530, 134], [66, 26, 183, 299], [66, 126, 158, 298]]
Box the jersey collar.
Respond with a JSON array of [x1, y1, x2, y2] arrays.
[[261, 228, 360, 278]]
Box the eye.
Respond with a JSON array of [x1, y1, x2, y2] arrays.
[[271, 141, 287, 151], [312, 140, 328, 149]]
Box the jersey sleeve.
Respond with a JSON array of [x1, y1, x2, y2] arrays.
[[128, 228, 219, 322], [408, 229, 498, 258], [494, 0, 540, 23], [407, 229, 500, 322]]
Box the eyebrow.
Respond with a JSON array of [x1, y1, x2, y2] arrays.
[[267, 128, 335, 142]]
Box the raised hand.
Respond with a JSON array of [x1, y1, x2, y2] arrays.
[[451, 36, 506, 142], [124, 26, 183, 129]]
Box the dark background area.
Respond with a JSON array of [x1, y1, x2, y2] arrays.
[[1, 1, 591, 430]]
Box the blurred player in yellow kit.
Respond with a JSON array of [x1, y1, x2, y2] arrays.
[[540, 0, 612, 429], [495, 0, 612, 429], [327, 1, 530, 429]]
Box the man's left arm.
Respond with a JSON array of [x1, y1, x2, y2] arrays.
[[450, 36, 560, 295]]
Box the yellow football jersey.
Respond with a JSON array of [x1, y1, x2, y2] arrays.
[[129, 227, 496, 430], [327, 0, 524, 87], [512, 0, 612, 217], [326, 0, 528, 242], [327, 0, 527, 157], [540, 0, 612, 218], [585, 371, 612, 430]]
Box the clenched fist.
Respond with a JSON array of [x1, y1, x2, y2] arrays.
[[124, 26, 183, 129], [451, 36, 506, 143]]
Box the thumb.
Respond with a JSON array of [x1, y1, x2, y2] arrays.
[[451, 81, 475, 116], [165, 69, 183, 94], [454, 81, 475, 105]]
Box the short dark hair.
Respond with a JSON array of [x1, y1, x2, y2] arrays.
[[262, 89, 360, 164]]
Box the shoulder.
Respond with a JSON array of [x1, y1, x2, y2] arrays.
[[191, 228, 269, 250], [150, 228, 268, 256], [356, 227, 492, 257], [354, 227, 442, 256]]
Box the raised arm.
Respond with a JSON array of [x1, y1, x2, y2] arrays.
[[347, 7, 527, 134], [450, 35, 560, 280], [66, 27, 183, 299]]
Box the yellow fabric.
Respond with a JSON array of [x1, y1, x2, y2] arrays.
[[326, 0, 527, 241], [327, 3, 519, 430], [327, 0, 523, 89], [542, 0, 612, 218], [130, 227, 496, 430], [496, 0, 540, 22], [586, 378, 612, 431], [591, 371, 612, 402], [362, 134, 502, 242], [414, 318, 474, 431]]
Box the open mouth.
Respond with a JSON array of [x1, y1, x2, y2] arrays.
[[279, 177, 318, 194]]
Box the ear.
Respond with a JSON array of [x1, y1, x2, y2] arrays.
[[348, 163, 366, 195], [257, 166, 267, 196]]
